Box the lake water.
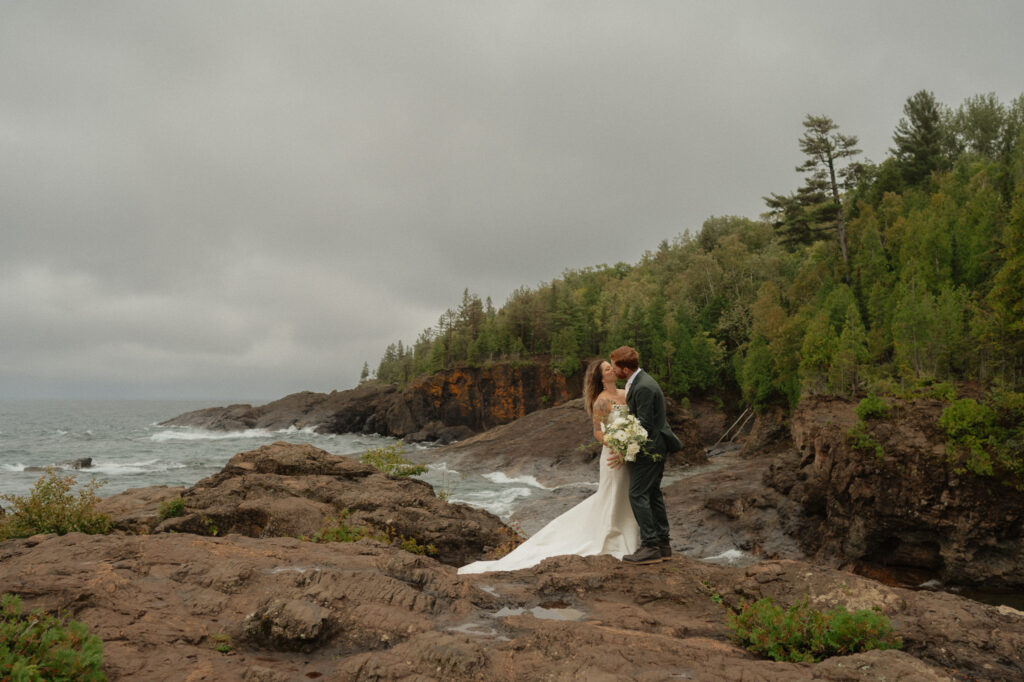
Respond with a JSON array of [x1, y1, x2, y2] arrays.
[[0, 399, 569, 522]]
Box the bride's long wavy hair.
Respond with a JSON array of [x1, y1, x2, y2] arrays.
[[583, 359, 605, 417]]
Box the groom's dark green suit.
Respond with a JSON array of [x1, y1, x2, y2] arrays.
[[626, 369, 682, 548]]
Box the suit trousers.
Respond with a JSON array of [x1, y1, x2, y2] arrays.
[[628, 457, 669, 547]]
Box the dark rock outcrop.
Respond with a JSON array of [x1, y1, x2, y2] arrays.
[[769, 395, 1024, 589], [100, 441, 512, 568], [24, 457, 93, 472], [161, 364, 578, 441], [1, 532, 1022, 680]]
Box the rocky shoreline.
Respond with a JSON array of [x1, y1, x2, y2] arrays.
[[4, 389, 1024, 679], [158, 364, 581, 443]]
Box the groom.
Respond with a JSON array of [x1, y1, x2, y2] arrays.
[[608, 346, 682, 565]]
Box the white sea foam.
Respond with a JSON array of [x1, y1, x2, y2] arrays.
[[450, 486, 534, 519], [87, 459, 187, 475], [483, 472, 550, 489], [278, 425, 319, 435], [427, 461, 458, 474], [1, 463, 26, 472], [149, 427, 275, 442]]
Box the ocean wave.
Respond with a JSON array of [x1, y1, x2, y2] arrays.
[[1, 462, 27, 472], [483, 471, 550, 489], [149, 427, 275, 442], [278, 425, 319, 436]]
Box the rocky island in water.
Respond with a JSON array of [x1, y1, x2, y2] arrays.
[[3, 367, 1024, 680]]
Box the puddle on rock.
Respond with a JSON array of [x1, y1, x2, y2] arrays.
[[446, 622, 508, 639], [492, 605, 587, 621]]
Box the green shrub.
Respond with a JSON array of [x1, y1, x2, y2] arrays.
[[0, 469, 112, 540], [939, 398, 995, 441], [855, 395, 890, 421], [157, 496, 186, 521], [395, 534, 438, 556], [728, 596, 901, 663], [939, 392, 1024, 485], [360, 441, 427, 477], [924, 381, 957, 402], [1, 593, 106, 681], [848, 421, 884, 459]]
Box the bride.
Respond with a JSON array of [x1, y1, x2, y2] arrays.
[[458, 359, 640, 574]]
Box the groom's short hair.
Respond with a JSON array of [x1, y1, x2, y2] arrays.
[[610, 346, 639, 371]]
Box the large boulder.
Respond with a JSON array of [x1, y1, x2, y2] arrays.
[[105, 441, 513, 567]]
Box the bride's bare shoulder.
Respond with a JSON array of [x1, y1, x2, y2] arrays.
[[616, 388, 626, 401]]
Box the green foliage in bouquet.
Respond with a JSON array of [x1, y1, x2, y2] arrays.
[[0, 469, 112, 540], [728, 596, 901, 663], [360, 441, 427, 477], [1, 593, 106, 681]]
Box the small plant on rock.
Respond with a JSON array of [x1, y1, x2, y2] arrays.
[[360, 441, 427, 477], [0, 592, 106, 681], [157, 496, 186, 521], [0, 469, 112, 540], [848, 421, 884, 460], [211, 631, 232, 655], [728, 595, 901, 663], [485, 518, 526, 559], [304, 510, 373, 543]]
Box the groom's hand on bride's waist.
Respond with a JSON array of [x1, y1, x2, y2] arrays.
[[606, 451, 624, 469]]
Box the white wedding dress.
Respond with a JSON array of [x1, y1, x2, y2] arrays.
[[458, 444, 640, 574]]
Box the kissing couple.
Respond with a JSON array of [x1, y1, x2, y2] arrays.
[[459, 346, 683, 575]]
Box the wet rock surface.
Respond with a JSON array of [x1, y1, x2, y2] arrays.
[[2, 532, 1021, 681]]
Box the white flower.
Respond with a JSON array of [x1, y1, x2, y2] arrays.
[[602, 408, 650, 462]]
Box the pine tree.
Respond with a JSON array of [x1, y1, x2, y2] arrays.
[[829, 303, 869, 396], [891, 90, 949, 187], [766, 115, 862, 265], [799, 310, 837, 394]]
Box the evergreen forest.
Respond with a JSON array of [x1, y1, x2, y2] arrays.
[[372, 90, 1024, 412]]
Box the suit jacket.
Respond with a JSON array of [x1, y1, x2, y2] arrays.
[[626, 370, 684, 457]]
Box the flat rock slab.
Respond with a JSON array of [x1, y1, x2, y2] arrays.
[[2, 532, 1023, 680]]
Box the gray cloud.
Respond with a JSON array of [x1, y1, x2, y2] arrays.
[[2, 1, 1022, 399]]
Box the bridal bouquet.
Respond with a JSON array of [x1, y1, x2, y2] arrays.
[[602, 405, 654, 462]]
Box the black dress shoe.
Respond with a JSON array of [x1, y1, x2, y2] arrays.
[[623, 546, 663, 565], [659, 543, 672, 560]]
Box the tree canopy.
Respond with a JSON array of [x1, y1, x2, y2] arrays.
[[370, 90, 1024, 410]]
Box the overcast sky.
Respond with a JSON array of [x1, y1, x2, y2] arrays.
[[2, 1, 1022, 401]]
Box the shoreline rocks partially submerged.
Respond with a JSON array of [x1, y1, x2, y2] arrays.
[[5, 391, 1024, 679]]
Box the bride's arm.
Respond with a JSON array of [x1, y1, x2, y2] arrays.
[[592, 397, 612, 443]]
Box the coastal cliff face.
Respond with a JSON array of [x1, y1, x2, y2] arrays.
[[769, 396, 1024, 589], [161, 363, 576, 441]]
